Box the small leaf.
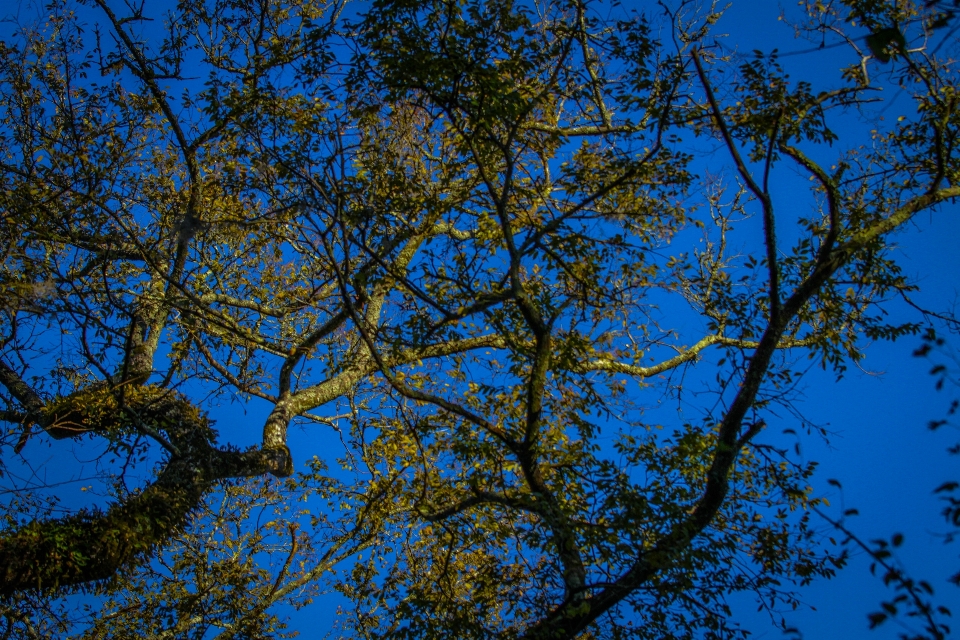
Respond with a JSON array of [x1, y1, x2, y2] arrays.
[[934, 482, 959, 493], [868, 612, 888, 628]]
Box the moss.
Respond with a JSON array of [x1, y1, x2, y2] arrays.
[[0, 385, 218, 596], [0, 478, 205, 594], [39, 385, 215, 448], [0, 384, 292, 596]]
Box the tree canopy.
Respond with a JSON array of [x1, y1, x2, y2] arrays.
[[0, 0, 958, 637]]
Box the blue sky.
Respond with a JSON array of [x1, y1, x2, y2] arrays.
[[1, 0, 958, 637]]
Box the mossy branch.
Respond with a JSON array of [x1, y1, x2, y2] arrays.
[[0, 386, 292, 597]]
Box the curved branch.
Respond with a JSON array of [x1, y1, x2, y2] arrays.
[[0, 386, 291, 597], [580, 334, 818, 378]]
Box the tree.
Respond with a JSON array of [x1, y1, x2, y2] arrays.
[[0, 0, 957, 637]]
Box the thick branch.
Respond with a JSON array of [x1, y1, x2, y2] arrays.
[[0, 360, 45, 415], [0, 386, 291, 597]]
